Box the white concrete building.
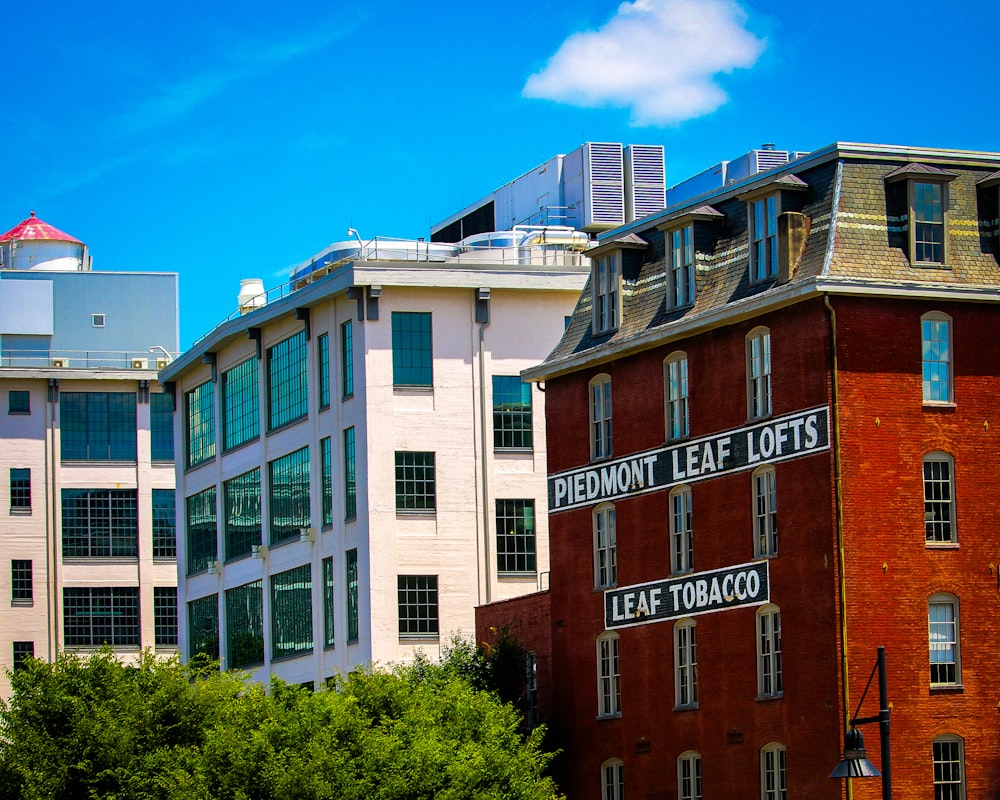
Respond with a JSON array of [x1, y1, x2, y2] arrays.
[[161, 229, 589, 685], [0, 213, 179, 697]]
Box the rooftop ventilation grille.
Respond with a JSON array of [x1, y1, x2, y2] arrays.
[[587, 143, 626, 226]]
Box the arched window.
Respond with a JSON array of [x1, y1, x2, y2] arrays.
[[674, 619, 698, 708], [746, 327, 772, 419], [597, 632, 621, 717], [932, 734, 964, 799], [601, 758, 624, 800], [664, 351, 689, 441], [589, 374, 613, 460], [921, 312, 953, 403], [594, 503, 617, 589], [677, 750, 702, 800], [924, 452, 956, 544], [669, 485, 693, 574], [929, 593, 960, 686], [752, 465, 778, 557], [760, 742, 787, 800], [757, 604, 782, 697]]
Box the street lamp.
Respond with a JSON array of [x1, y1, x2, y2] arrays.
[[830, 645, 891, 799]]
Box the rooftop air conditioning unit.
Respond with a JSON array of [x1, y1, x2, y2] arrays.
[[155, 358, 170, 370], [51, 358, 69, 368], [131, 358, 149, 369]]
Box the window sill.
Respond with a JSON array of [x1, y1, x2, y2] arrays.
[[342, 392, 354, 402], [756, 692, 783, 702], [153, 555, 178, 562], [393, 385, 433, 393], [594, 584, 617, 592], [266, 415, 308, 436], [221, 436, 261, 456], [63, 556, 139, 564], [911, 261, 951, 270], [922, 401, 956, 411], [399, 634, 440, 642], [930, 684, 964, 694], [9, 508, 32, 517], [753, 552, 778, 561], [396, 509, 436, 517], [323, 642, 336, 651], [7, 410, 30, 416], [498, 572, 538, 580], [184, 457, 217, 474], [674, 703, 699, 712], [11, 599, 33, 608], [268, 534, 304, 550], [63, 459, 139, 467], [596, 712, 622, 721], [925, 542, 959, 550], [271, 649, 315, 664]]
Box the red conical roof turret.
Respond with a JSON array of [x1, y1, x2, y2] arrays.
[[0, 211, 82, 244]]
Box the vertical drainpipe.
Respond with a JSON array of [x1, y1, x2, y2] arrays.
[[46, 379, 59, 660], [475, 289, 492, 605]]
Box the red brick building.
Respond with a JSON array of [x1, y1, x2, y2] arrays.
[[477, 142, 1000, 799]]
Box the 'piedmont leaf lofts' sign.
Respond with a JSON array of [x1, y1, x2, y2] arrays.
[[548, 405, 830, 513]]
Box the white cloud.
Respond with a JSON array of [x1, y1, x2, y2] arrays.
[[523, 0, 765, 126]]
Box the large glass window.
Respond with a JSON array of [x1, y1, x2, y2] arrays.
[[590, 374, 613, 460], [225, 580, 263, 669], [750, 195, 779, 282], [757, 605, 782, 697], [185, 487, 217, 574], [188, 594, 219, 662], [10, 468, 31, 513], [933, 736, 964, 799], [493, 376, 533, 449], [593, 253, 620, 334], [271, 564, 313, 659], [61, 489, 138, 558], [392, 311, 432, 386], [395, 451, 436, 512], [63, 587, 139, 647], [317, 332, 330, 410], [670, 225, 695, 307], [61, 392, 137, 461], [674, 619, 698, 708], [594, 503, 617, 589], [184, 382, 215, 468], [12, 641, 34, 672], [747, 327, 772, 420], [150, 392, 174, 462], [665, 352, 689, 441], [224, 469, 261, 560], [929, 594, 960, 686], [602, 759, 624, 800], [154, 586, 178, 646], [922, 313, 952, 403], [678, 751, 702, 800], [496, 499, 536, 574], [8, 390, 30, 415], [914, 182, 945, 264], [268, 447, 310, 545], [346, 548, 359, 643], [321, 437, 333, 526], [267, 331, 308, 430], [597, 632, 621, 717], [760, 743, 787, 800], [753, 466, 778, 557], [344, 427, 357, 519], [222, 357, 259, 451], [322, 556, 335, 648], [11, 560, 32, 603], [397, 575, 439, 639], [341, 320, 354, 398], [924, 452, 955, 544], [152, 488, 176, 558], [670, 486, 693, 575]]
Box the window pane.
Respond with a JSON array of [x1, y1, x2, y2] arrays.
[[8, 390, 30, 414], [268, 447, 310, 545], [10, 468, 31, 512], [397, 575, 439, 638], [924, 456, 954, 543], [154, 586, 178, 646], [392, 312, 433, 386], [62, 392, 137, 461], [224, 469, 261, 560], [11, 560, 32, 602], [922, 317, 951, 402], [395, 451, 436, 511], [63, 587, 139, 646], [267, 332, 308, 430], [271, 565, 313, 659], [322, 556, 335, 648], [152, 488, 177, 558], [496, 499, 536, 574], [185, 382, 215, 467], [346, 548, 359, 642], [321, 437, 333, 525], [188, 594, 219, 662], [186, 487, 217, 574], [318, 333, 330, 409], [150, 392, 175, 461], [493, 376, 533, 449], [61, 489, 138, 558], [344, 427, 357, 519], [341, 320, 354, 398], [225, 581, 263, 669], [222, 357, 259, 450]]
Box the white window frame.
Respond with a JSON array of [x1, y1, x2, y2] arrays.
[[91, 313, 106, 328], [594, 503, 617, 589], [929, 594, 960, 687], [924, 452, 956, 545], [757, 604, 782, 698], [921, 312, 953, 404], [910, 180, 949, 266], [753, 466, 778, 557], [593, 252, 621, 335], [590, 374, 613, 461], [668, 225, 696, 307], [677, 751, 702, 800], [746, 327, 772, 420], [601, 758, 624, 800], [760, 742, 787, 800], [932, 735, 965, 800], [664, 351, 689, 441], [749, 194, 779, 282], [670, 485, 693, 575], [674, 618, 698, 709], [597, 632, 621, 718]]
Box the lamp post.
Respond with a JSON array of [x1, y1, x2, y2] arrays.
[[830, 646, 891, 799]]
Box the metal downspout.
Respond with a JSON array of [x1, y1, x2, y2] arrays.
[[478, 309, 492, 605], [46, 380, 58, 660]]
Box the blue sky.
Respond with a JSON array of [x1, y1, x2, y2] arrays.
[[3, 0, 997, 349]]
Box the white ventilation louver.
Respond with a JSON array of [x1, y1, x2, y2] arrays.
[[585, 143, 625, 229], [755, 149, 790, 173], [625, 144, 666, 222]]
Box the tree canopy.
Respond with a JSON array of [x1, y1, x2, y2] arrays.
[[0, 645, 562, 800]]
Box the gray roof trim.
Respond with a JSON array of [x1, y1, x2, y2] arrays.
[[977, 169, 1000, 187], [0, 368, 162, 380]]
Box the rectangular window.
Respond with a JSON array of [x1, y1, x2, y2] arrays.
[[61, 392, 137, 461], [496, 499, 536, 574], [761, 745, 787, 800], [271, 564, 313, 659], [184, 382, 215, 467], [747, 328, 772, 419], [665, 355, 689, 440], [922, 315, 952, 403], [397, 575, 439, 638], [392, 311, 433, 386], [322, 556, 335, 648], [395, 451, 435, 512], [670, 487, 693, 574], [670, 226, 695, 307], [151, 489, 177, 558], [493, 376, 533, 449], [594, 505, 617, 589], [758, 607, 782, 697], [933, 738, 964, 799], [321, 437, 333, 526], [11, 560, 32, 603], [61, 489, 138, 558], [344, 427, 357, 519], [598, 634, 621, 716], [914, 182, 945, 264], [224, 469, 261, 560], [267, 331, 308, 430], [341, 320, 354, 398], [10, 468, 31, 513], [346, 548, 359, 643], [754, 468, 778, 557], [929, 598, 959, 685], [750, 195, 778, 282], [603, 761, 624, 800], [150, 392, 175, 461], [63, 587, 139, 647], [268, 447, 310, 544], [590, 376, 613, 460], [12, 641, 34, 671], [678, 753, 702, 800], [924, 455, 955, 544], [154, 586, 178, 646], [186, 487, 217, 574], [222, 357, 259, 451], [225, 580, 264, 669], [675, 621, 698, 708], [188, 594, 219, 662], [8, 390, 29, 415], [593, 253, 620, 334], [317, 332, 330, 409]]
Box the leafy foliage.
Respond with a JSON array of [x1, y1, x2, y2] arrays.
[[0, 647, 561, 800]]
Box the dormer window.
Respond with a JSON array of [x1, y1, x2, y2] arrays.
[[885, 163, 958, 267], [739, 175, 808, 285], [658, 206, 723, 309], [977, 170, 1000, 261], [593, 252, 620, 334]]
